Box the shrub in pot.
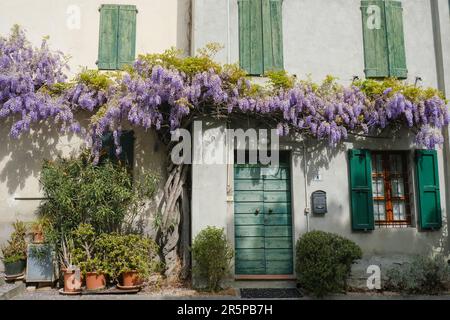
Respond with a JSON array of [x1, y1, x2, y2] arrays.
[[295, 230, 362, 297], [71, 224, 107, 291], [59, 235, 82, 293], [191, 226, 233, 292], [1, 221, 27, 276], [98, 233, 160, 287]]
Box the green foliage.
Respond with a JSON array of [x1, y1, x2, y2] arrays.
[[385, 255, 450, 295], [39, 152, 158, 235], [191, 227, 234, 292], [354, 78, 446, 103], [97, 233, 161, 281], [295, 231, 362, 297], [75, 68, 115, 90], [265, 70, 295, 90], [71, 223, 106, 275], [1, 221, 28, 264]]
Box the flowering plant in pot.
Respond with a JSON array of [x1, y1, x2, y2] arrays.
[[30, 217, 52, 244], [98, 233, 160, 288], [1, 221, 28, 277], [71, 224, 107, 291]]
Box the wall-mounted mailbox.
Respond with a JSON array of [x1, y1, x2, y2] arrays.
[[311, 190, 327, 214]]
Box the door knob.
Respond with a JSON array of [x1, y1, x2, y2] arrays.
[[268, 209, 273, 214], [255, 209, 260, 216]]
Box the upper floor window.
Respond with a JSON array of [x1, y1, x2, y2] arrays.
[[97, 4, 137, 70], [361, 0, 407, 79], [238, 0, 284, 76]]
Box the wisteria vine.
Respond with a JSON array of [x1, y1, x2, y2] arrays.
[[1, 27, 449, 163]]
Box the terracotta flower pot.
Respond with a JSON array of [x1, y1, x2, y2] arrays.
[[62, 268, 82, 293], [33, 232, 44, 244], [121, 271, 143, 287], [85, 272, 106, 291]]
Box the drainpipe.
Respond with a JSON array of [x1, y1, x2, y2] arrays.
[[430, 0, 450, 255], [227, 0, 231, 64], [303, 141, 310, 233]]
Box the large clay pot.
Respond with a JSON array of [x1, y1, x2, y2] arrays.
[[62, 268, 82, 293], [121, 271, 143, 287], [85, 272, 106, 291], [4, 259, 26, 276]]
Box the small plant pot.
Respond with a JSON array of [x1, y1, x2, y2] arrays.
[[121, 271, 143, 287], [4, 259, 26, 276], [85, 272, 106, 291], [32, 232, 44, 244], [62, 268, 82, 293]]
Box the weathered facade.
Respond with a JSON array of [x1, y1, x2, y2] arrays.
[[191, 0, 450, 285]]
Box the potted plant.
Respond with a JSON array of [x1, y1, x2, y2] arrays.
[[99, 233, 160, 288], [72, 224, 106, 291], [30, 217, 52, 244], [59, 235, 82, 293], [1, 221, 27, 277]]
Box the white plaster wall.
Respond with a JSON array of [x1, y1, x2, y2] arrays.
[[0, 0, 191, 75], [192, 0, 444, 87]]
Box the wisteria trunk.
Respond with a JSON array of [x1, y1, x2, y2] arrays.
[[156, 163, 191, 281]]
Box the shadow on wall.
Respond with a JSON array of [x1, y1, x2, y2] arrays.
[[177, 0, 191, 55], [0, 118, 83, 195]]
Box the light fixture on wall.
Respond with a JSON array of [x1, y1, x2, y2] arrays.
[[415, 76, 423, 86]]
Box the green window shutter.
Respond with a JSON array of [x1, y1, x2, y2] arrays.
[[101, 130, 135, 170], [262, 0, 284, 72], [117, 5, 137, 69], [385, 1, 407, 78], [361, 0, 389, 78], [415, 150, 442, 230], [98, 4, 119, 70], [239, 0, 263, 75], [348, 149, 375, 231]]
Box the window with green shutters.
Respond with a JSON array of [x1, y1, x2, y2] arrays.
[[360, 0, 407, 78], [238, 0, 284, 75], [415, 150, 442, 230], [98, 4, 137, 70], [348, 149, 443, 231]]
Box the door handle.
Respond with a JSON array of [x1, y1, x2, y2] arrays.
[[268, 209, 273, 214], [255, 209, 260, 216]]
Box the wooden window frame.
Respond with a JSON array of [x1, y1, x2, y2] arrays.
[[371, 151, 411, 227]]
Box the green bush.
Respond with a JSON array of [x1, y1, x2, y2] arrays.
[[97, 233, 161, 281], [39, 152, 159, 235], [295, 231, 362, 297], [191, 227, 233, 292], [385, 255, 450, 295], [1, 221, 28, 264]]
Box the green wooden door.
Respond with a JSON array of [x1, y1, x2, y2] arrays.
[[234, 160, 293, 275]]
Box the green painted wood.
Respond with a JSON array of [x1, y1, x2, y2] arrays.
[[385, 1, 407, 78], [416, 150, 442, 230], [262, 0, 284, 72], [348, 149, 375, 230], [264, 226, 292, 237], [235, 191, 264, 202], [234, 180, 264, 191], [98, 4, 119, 70], [117, 5, 137, 69], [265, 237, 292, 249], [234, 203, 264, 214], [236, 249, 265, 261], [250, 0, 264, 75], [264, 191, 290, 202], [266, 260, 293, 274], [361, 0, 389, 78], [264, 179, 290, 191], [238, 0, 251, 74], [235, 226, 265, 237], [234, 157, 292, 275], [235, 237, 265, 249], [265, 249, 292, 260]]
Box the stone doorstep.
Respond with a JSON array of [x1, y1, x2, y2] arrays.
[[0, 281, 26, 300]]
